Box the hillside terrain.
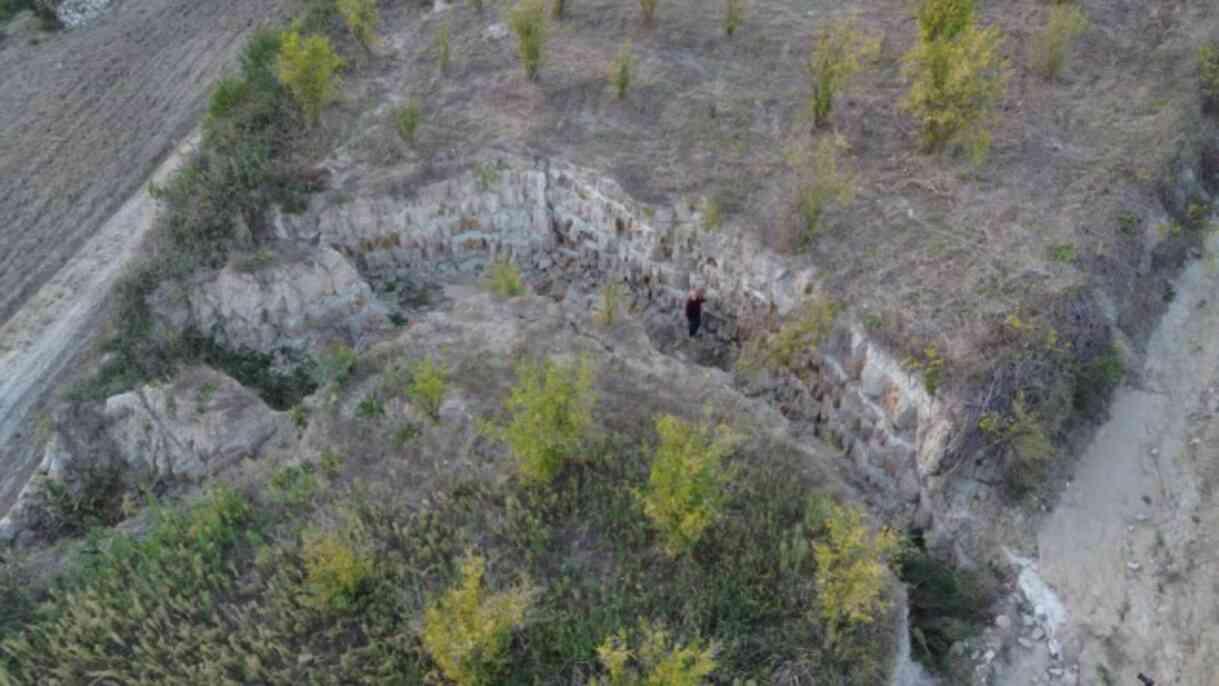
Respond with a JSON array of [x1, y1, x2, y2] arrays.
[[0, 0, 1217, 684]]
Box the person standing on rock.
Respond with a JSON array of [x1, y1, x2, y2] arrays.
[[686, 287, 706, 338]]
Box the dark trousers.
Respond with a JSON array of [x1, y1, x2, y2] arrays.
[[688, 314, 701, 337]]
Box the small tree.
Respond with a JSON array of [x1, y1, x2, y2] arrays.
[[609, 40, 636, 100], [595, 281, 626, 326], [409, 356, 449, 421], [1200, 40, 1219, 115], [589, 624, 718, 685], [916, 0, 974, 43], [509, 0, 548, 81], [723, 0, 744, 37], [337, 0, 379, 52], [641, 415, 739, 556], [806, 19, 880, 128], [791, 134, 857, 245], [396, 99, 422, 144], [738, 296, 839, 372], [436, 23, 451, 72], [493, 357, 595, 484], [485, 258, 526, 298], [301, 531, 373, 611], [277, 31, 345, 127], [639, 0, 657, 27], [813, 502, 900, 646], [422, 554, 534, 686], [901, 22, 1008, 160], [1033, 4, 1086, 81]]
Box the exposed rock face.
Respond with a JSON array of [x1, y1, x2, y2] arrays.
[[103, 366, 296, 481], [0, 367, 295, 546], [54, 0, 115, 28], [276, 157, 952, 521], [150, 243, 389, 362]]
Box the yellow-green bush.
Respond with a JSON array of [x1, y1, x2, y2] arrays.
[[916, 0, 973, 42], [639, 0, 657, 26], [596, 281, 626, 326], [901, 22, 1008, 161], [410, 356, 449, 421], [1201, 41, 1219, 114], [337, 0, 379, 51], [509, 0, 548, 81], [1033, 4, 1086, 80], [277, 30, 345, 127], [491, 357, 595, 484], [485, 257, 526, 298], [641, 415, 739, 556], [302, 531, 373, 610], [739, 296, 839, 373], [806, 20, 880, 128], [396, 99, 422, 144], [589, 623, 718, 685], [421, 554, 533, 686], [813, 502, 900, 645], [723, 0, 744, 37], [436, 23, 451, 72], [609, 40, 636, 100]]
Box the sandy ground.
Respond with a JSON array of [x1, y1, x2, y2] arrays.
[[0, 0, 285, 328], [998, 234, 1219, 686], [0, 0, 284, 517]]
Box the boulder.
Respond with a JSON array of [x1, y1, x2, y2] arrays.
[[151, 243, 388, 362]]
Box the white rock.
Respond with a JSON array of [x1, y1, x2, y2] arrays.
[[995, 615, 1012, 630]]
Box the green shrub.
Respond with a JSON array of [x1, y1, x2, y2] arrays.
[[639, 0, 657, 26], [806, 19, 880, 128], [410, 356, 449, 421], [589, 623, 718, 685], [32, 462, 125, 539], [436, 23, 451, 72], [793, 134, 857, 244], [902, 22, 1008, 161], [356, 393, 386, 419], [641, 415, 739, 556], [469, 0, 484, 10], [904, 344, 945, 396], [421, 553, 533, 686], [1033, 4, 1087, 80], [491, 356, 595, 484], [485, 258, 526, 298], [267, 463, 319, 509], [609, 40, 636, 100], [552, 0, 566, 20], [1073, 347, 1123, 415], [395, 99, 422, 144], [277, 30, 345, 127], [509, 0, 548, 81], [813, 502, 900, 645], [723, 0, 744, 37], [301, 531, 373, 610], [916, 0, 973, 42], [898, 548, 994, 669], [337, 0, 379, 51], [739, 296, 839, 372], [1201, 41, 1219, 115], [313, 342, 358, 388]]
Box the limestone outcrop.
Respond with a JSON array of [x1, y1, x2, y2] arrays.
[[150, 243, 389, 363]]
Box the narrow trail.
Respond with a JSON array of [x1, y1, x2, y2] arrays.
[[998, 234, 1219, 686], [0, 136, 196, 521]]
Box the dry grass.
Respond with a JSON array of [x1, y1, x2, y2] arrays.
[[344, 0, 1217, 378]]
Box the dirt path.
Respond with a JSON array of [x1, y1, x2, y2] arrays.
[[0, 135, 197, 522], [0, 0, 285, 328], [998, 234, 1219, 686]]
